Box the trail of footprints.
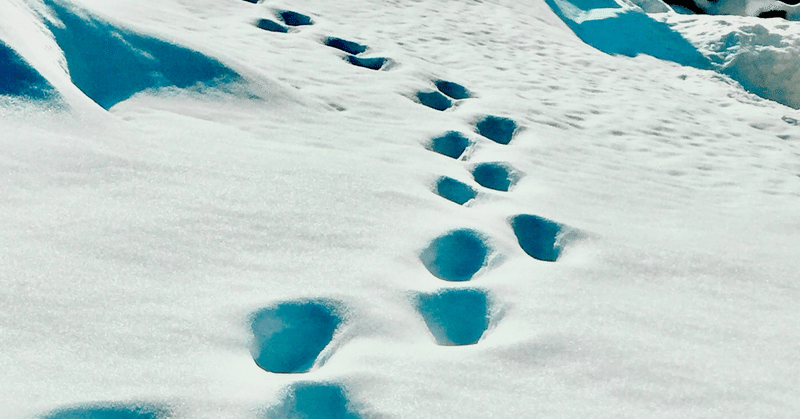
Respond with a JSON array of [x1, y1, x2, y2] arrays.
[[252, 6, 390, 72], [35, 3, 582, 418], [243, 3, 584, 415], [241, 4, 583, 417], [248, 4, 383, 418], [417, 101, 581, 351]]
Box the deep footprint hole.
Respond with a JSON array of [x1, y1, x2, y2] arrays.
[[475, 115, 518, 145], [427, 131, 470, 159], [38, 403, 170, 419], [324, 37, 367, 55], [416, 91, 452, 111], [510, 214, 570, 262], [256, 19, 288, 33], [472, 162, 518, 192], [435, 80, 471, 100], [344, 55, 387, 70], [279, 11, 313, 26], [264, 382, 361, 419], [434, 177, 477, 205], [250, 300, 341, 374], [416, 288, 490, 346], [420, 229, 490, 282]]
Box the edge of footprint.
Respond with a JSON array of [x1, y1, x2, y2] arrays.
[[248, 298, 351, 374]]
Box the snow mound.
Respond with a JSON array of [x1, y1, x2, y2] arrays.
[[668, 15, 800, 108], [41, 0, 242, 109], [673, 0, 800, 20], [624, 0, 674, 13], [549, 0, 800, 109]]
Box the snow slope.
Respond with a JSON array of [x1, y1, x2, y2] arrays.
[[2, 0, 800, 418]]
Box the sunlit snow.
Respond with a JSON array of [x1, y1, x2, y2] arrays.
[[2, 0, 800, 418]]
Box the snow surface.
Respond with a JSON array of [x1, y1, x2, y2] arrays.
[[2, 0, 800, 418], [689, 0, 800, 20]]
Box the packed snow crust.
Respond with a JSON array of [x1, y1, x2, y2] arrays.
[[2, 0, 800, 418]]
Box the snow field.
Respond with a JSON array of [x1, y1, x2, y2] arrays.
[[2, 0, 800, 418]]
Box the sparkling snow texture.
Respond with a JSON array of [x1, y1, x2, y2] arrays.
[[2, 0, 800, 418]]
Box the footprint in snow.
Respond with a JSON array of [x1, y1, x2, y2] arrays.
[[475, 115, 519, 145], [420, 229, 491, 282], [435, 80, 472, 100], [255, 10, 313, 33], [415, 79, 472, 111], [433, 176, 478, 205], [424, 133, 478, 204], [471, 162, 521, 192], [321, 36, 390, 70], [256, 19, 288, 33], [324, 38, 390, 70], [279, 10, 314, 26], [416, 288, 491, 346], [36, 402, 170, 419], [416, 91, 452, 111], [510, 214, 582, 262], [344, 55, 390, 71], [427, 131, 471, 159], [249, 300, 342, 374], [324, 37, 368, 55], [263, 382, 362, 419]]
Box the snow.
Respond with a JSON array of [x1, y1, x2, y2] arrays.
[[667, 14, 800, 109], [691, 0, 800, 19], [547, 0, 712, 69], [550, 0, 800, 110], [2, 0, 800, 418]]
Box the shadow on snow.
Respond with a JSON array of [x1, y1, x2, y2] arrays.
[[545, 0, 712, 69], [43, 0, 241, 109]]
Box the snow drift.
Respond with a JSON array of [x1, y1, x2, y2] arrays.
[[549, 0, 800, 109]]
